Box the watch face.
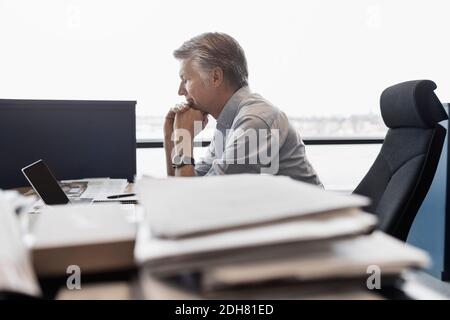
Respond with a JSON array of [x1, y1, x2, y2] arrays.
[[172, 154, 182, 165]]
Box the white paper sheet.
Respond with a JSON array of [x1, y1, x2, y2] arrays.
[[32, 204, 137, 248], [62, 178, 128, 201], [136, 174, 370, 238]]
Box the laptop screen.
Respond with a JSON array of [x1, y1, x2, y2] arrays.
[[22, 160, 70, 205]]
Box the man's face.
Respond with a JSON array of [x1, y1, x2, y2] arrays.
[[177, 58, 214, 114]]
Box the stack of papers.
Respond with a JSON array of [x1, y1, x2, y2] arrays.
[[61, 178, 129, 201], [0, 190, 41, 297], [135, 209, 377, 273], [134, 174, 430, 299], [136, 174, 370, 239], [200, 232, 429, 290]]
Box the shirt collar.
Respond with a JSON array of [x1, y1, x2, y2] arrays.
[[216, 86, 251, 130]]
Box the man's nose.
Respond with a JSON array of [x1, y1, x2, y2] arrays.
[[178, 82, 186, 96]]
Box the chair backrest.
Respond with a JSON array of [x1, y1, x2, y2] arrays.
[[354, 80, 448, 241]]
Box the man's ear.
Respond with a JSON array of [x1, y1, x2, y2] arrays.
[[211, 67, 224, 87]]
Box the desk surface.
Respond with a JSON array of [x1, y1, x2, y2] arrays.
[[15, 183, 134, 195], [13, 184, 449, 300], [53, 269, 450, 300]]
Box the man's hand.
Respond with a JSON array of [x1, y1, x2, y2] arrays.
[[164, 103, 191, 176], [163, 103, 208, 177], [163, 104, 184, 139], [174, 107, 207, 138]]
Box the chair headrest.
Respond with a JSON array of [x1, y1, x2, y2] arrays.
[[380, 80, 448, 128]]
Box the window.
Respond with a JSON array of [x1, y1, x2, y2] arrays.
[[1, 0, 449, 140], [1, 1, 448, 189]]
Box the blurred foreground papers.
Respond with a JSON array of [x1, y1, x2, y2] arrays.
[[136, 174, 371, 239], [134, 174, 429, 299], [134, 175, 429, 298], [134, 174, 376, 270], [0, 191, 41, 297]]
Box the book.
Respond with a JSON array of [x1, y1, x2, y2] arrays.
[[31, 204, 137, 277]]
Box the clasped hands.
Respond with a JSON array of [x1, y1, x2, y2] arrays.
[[164, 103, 209, 142]]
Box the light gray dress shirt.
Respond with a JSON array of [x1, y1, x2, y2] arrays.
[[195, 86, 323, 186]]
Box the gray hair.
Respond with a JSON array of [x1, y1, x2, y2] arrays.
[[173, 32, 248, 89]]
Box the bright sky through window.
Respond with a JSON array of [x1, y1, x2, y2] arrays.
[[0, 0, 449, 119]]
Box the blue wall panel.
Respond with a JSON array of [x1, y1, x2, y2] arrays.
[[407, 116, 448, 279]]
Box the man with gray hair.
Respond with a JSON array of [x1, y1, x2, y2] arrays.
[[164, 32, 322, 186]]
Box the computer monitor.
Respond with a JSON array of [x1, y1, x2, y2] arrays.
[[0, 99, 136, 189]]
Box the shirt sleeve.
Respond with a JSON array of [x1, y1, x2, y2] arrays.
[[202, 115, 280, 176]]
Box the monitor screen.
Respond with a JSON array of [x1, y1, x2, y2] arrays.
[[0, 99, 136, 189]]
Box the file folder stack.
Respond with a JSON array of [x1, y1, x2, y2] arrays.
[[134, 175, 429, 299]]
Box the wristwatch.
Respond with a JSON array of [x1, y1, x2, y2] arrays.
[[172, 154, 195, 168]]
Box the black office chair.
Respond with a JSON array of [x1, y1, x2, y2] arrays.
[[353, 80, 448, 241]]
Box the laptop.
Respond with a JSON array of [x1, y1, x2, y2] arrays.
[[21, 159, 94, 205]]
